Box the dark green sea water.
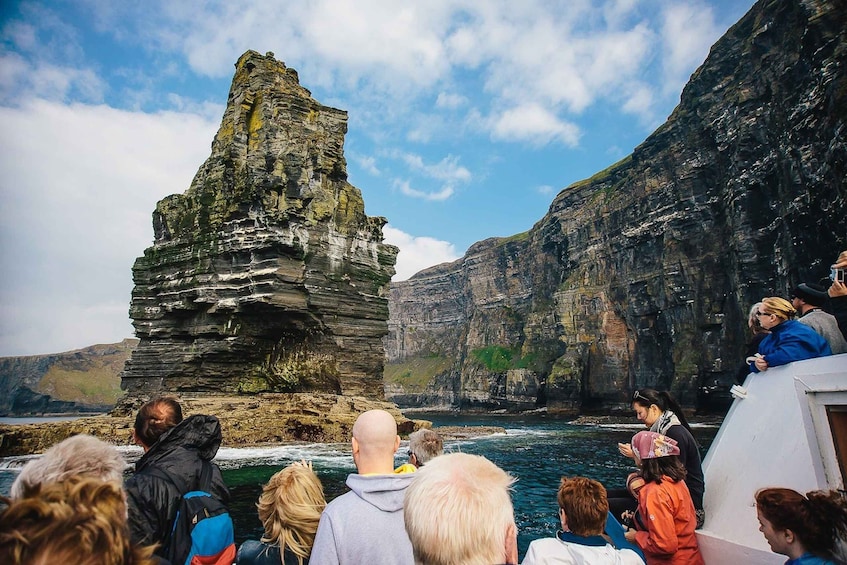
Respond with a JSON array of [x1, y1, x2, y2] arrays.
[[0, 413, 718, 560]]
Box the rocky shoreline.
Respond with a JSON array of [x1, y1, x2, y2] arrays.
[[0, 395, 726, 457], [0, 393, 430, 457]]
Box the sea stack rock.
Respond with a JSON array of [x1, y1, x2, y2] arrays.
[[121, 51, 397, 400]]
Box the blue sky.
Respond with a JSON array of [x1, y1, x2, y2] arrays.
[[0, 0, 755, 356]]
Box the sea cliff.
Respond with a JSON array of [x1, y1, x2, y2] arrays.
[[385, 0, 847, 413]]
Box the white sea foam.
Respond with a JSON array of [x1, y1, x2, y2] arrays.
[[213, 443, 356, 471]]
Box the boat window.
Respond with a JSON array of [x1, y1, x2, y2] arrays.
[[827, 407, 847, 485]]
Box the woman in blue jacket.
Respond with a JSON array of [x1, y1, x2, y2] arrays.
[[749, 297, 831, 373]]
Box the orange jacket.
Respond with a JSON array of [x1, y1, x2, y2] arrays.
[[634, 476, 704, 565]]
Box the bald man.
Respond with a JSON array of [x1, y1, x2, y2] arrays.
[[310, 409, 415, 565]]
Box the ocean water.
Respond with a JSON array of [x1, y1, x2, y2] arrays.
[[0, 412, 718, 559]]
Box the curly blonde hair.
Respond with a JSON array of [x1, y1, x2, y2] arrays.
[[0, 476, 157, 565], [257, 464, 326, 564]]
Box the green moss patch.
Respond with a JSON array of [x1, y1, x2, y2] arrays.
[[384, 355, 453, 391]]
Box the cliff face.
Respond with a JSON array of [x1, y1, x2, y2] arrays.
[[121, 51, 397, 401], [0, 340, 136, 416], [385, 0, 847, 413]]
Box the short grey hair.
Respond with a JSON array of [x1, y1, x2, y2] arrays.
[[408, 428, 443, 467], [10, 434, 127, 499]]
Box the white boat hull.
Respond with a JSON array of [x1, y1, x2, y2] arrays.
[[697, 354, 847, 564]]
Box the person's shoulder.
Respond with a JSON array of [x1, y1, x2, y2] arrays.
[[617, 547, 647, 565], [523, 536, 566, 560], [322, 489, 357, 512], [664, 424, 694, 444], [237, 540, 281, 565], [125, 465, 165, 489], [788, 553, 837, 565]]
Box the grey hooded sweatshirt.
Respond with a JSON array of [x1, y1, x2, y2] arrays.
[[310, 472, 415, 565]]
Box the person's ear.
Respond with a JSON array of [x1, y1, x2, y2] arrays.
[[784, 529, 796, 545], [504, 522, 517, 565], [409, 452, 418, 466], [352, 436, 359, 455], [559, 507, 568, 532], [394, 435, 401, 452]]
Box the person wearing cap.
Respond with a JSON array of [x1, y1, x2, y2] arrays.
[[623, 431, 704, 565], [792, 283, 847, 354], [749, 297, 832, 373]]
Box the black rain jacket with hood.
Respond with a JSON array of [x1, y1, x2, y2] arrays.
[[125, 414, 230, 555]]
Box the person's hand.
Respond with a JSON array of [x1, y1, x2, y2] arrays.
[[621, 510, 635, 523], [829, 279, 847, 298], [618, 442, 634, 459], [754, 356, 769, 372], [834, 250, 847, 269], [624, 528, 637, 542], [291, 459, 313, 470]]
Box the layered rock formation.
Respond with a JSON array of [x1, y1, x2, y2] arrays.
[[385, 0, 846, 413], [0, 340, 136, 416], [122, 51, 397, 401]]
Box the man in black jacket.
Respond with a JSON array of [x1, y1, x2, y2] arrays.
[[125, 397, 230, 560]]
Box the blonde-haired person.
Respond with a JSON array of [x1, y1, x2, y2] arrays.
[[737, 302, 771, 383], [404, 452, 518, 565], [237, 460, 327, 565], [749, 297, 831, 373], [0, 476, 157, 565]]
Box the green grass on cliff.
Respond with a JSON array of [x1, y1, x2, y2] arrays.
[[469, 345, 536, 372], [384, 355, 453, 391], [38, 366, 123, 405]]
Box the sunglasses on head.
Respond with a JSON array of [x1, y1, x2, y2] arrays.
[[632, 390, 650, 403]]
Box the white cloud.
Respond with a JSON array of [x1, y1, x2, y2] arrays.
[[394, 179, 455, 202], [84, 0, 690, 145], [603, 0, 641, 27], [0, 99, 217, 355], [661, 3, 721, 94], [621, 82, 655, 120], [537, 185, 555, 196], [352, 154, 381, 176], [0, 53, 106, 104], [490, 104, 581, 146], [398, 152, 471, 183], [165, 93, 226, 121], [383, 225, 459, 281], [436, 91, 467, 109]]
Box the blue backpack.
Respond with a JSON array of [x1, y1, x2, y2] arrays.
[[152, 462, 236, 565]]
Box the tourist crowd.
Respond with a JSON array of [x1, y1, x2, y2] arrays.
[[3, 399, 847, 565], [1, 252, 845, 564]]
